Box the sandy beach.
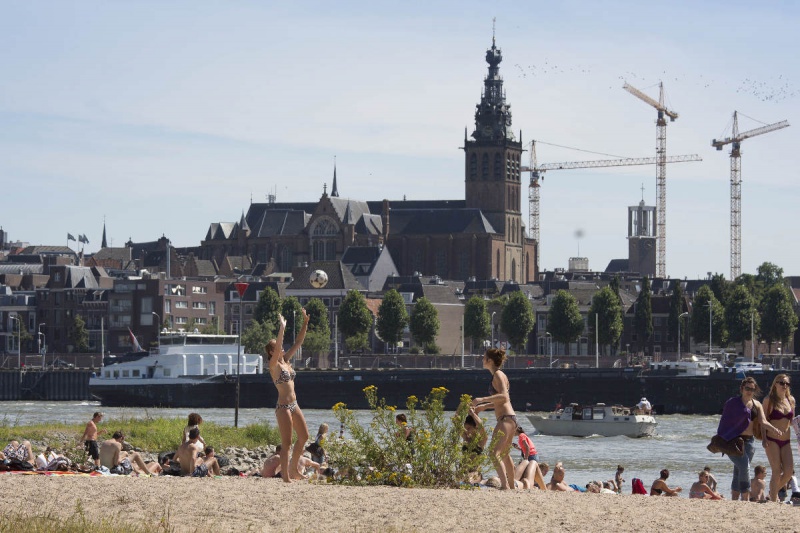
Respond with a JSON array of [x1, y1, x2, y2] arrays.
[[2, 475, 797, 532]]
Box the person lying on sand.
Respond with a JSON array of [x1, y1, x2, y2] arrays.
[[547, 462, 574, 492]]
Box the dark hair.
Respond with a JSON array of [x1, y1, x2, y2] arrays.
[[188, 427, 200, 440], [274, 444, 282, 453], [660, 468, 669, 479], [617, 465, 624, 471], [396, 413, 407, 424], [204, 446, 214, 455], [740, 376, 762, 397], [464, 414, 478, 428], [703, 466, 711, 472], [187, 413, 203, 426], [515, 426, 525, 435], [755, 464, 766, 474], [93, 412, 103, 419], [484, 348, 506, 368], [112, 430, 124, 440]]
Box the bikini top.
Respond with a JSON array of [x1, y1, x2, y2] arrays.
[[769, 407, 794, 421], [273, 367, 296, 385], [488, 375, 509, 396]]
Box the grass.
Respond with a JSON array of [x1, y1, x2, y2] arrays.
[[0, 415, 280, 454], [0, 501, 176, 533]]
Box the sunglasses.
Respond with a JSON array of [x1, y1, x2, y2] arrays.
[[777, 381, 791, 387], [743, 386, 756, 392]]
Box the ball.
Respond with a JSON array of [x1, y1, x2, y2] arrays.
[[309, 269, 329, 288]]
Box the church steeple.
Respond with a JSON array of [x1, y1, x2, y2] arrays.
[[331, 158, 339, 197], [471, 34, 515, 143], [101, 219, 108, 248]]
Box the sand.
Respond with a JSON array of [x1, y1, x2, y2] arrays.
[[2, 475, 799, 532]]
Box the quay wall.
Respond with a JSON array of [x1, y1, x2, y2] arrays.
[[0, 370, 92, 401]]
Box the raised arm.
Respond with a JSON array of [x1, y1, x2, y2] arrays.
[[285, 308, 310, 361]]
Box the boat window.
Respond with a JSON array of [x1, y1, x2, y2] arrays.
[[113, 370, 119, 378], [104, 371, 111, 378], [122, 370, 129, 377], [593, 408, 605, 420], [132, 369, 140, 377], [163, 368, 172, 377], [582, 407, 592, 420]]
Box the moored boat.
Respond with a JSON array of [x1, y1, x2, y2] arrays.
[[526, 403, 657, 438]]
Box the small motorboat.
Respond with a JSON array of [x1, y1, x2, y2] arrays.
[[526, 403, 657, 438]]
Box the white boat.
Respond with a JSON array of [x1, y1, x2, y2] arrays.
[[649, 355, 723, 376], [526, 403, 657, 438]]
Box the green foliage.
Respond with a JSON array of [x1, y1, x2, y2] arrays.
[[0, 416, 279, 456], [185, 317, 196, 333], [464, 296, 490, 353], [345, 332, 369, 353], [68, 315, 89, 353], [338, 290, 373, 339], [756, 262, 784, 289], [409, 297, 440, 348], [634, 277, 653, 351], [500, 291, 534, 352], [424, 342, 441, 355], [668, 282, 687, 351], [240, 320, 273, 355], [303, 329, 331, 357], [709, 273, 730, 307], [761, 284, 798, 348], [588, 286, 623, 352], [0, 501, 172, 532], [691, 285, 727, 348], [253, 287, 281, 331], [200, 316, 222, 334], [725, 285, 759, 353], [326, 387, 492, 488], [280, 296, 304, 341], [305, 298, 330, 335], [609, 275, 622, 305], [547, 290, 583, 347], [376, 289, 409, 346]]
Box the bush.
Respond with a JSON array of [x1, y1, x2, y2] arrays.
[[325, 386, 492, 488], [423, 342, 440, 355], [408, 346, 421, 355]]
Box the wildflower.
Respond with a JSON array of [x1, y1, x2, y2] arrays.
[[363, 385, 377, 393], [387, 406, 396, 411], [332, 402, 346, 411]]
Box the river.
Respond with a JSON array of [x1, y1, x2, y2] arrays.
[[0, 401, 758, 496]]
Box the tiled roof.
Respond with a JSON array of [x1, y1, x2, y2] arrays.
[[387, 209, 497, 235], [286, 261, 363, 291], [605, 259, 630, 273], [18, 246, 77, 256], [92, 247, 132, 263]]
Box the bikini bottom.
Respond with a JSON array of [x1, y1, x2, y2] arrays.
[[767, 435, 791, 449], [276, 401, 298, 413]]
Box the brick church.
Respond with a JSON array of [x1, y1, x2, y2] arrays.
[[200, 37, 537, 283]]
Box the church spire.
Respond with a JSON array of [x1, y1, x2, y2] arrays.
[[331, 157, 339, 197], [471, 32, 515, 143], [101, 218, 108, 248]]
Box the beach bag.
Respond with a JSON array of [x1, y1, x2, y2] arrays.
[[111, 458, 133, 475], [7, 458, 34, 471], [631, 478, 647, 495], [706, 435, 744, 457]]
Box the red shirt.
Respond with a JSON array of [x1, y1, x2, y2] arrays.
[[518, 433, 537, 458]]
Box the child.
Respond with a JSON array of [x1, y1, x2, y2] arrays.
[[750, 465, 767, 502], [615, 465, 625, 494], [513, 426, 538, 462], [182, 413, 206, 446]]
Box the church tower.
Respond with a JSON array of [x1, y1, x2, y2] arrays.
[[464, 35, 524, 281]]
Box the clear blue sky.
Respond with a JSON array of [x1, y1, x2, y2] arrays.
[[1, 1, 797, 280]]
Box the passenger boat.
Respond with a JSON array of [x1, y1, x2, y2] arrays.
[[649, 355, 723, 377], [89, 332, 265, 407], [526, 403, 657, 438]]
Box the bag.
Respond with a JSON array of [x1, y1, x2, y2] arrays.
[[707, 435, 745, 457], [7, 458, 34, 471], [631, 477, 648, 495], [110, 458, 133, 475]]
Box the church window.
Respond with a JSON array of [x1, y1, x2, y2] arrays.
[[469, 153, 477, 180], [526, 252, 531, 282], [412, 248, 424, 274], [481, 154, 489, 179], [458, 251, 470, 281], [311, 217, 339, 261], [496, 250, 500, 279], [494, 153, 502, 180], [511, 258, 517, 282], [279, 246, 293, 272], [435, 249, 447, 277]]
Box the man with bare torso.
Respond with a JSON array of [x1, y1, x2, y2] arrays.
[[80, 412, 104, 467], [175, 428, 219, 477], [99, 431, 161, 475]]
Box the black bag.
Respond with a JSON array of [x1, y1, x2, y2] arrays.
[[707, 435, 745, 457], [7, 458, 35, 471]]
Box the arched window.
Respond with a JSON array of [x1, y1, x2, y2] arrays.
[[511, 258, 517, 282], [481, 154, 489, 179], [279, 246, 293, 272], [526, 252, 530, 282], [496, 250, 501, 279], [311, 218, 339, 261], [469, 153, 478, 180], [494, 153, 502, 180]]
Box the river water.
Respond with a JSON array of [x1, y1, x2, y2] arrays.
[[0, 401, 768, 496]]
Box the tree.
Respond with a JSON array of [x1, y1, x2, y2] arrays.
[[338, 290, 373, 351], [634, 277, 653, 353], [710, 273, 731, 307], [609, 275, 623, 306], [253, 287, 281, 331], [376, 289, 409, 348], [756, 262, 784, 289], [302, 330, 332, 358], [241, 321, 273, 355], [547, 290, 583, 351], [305, 298, 330, 336], [11, 317, 33, 353], [668, 282, 687, 354], [725, 285, 759, 356], [691, 285, 727, 349], [281, 296, 304, 343], [409, 297, 440, 351], [464, 296, 490, 353], [201, 316, 222, 334], [501, 291, 534, 353], [588, 287, 623, 355], [761, 284, 798, 351], [68, 315, 89, 353], [734, 273, 764, 306]]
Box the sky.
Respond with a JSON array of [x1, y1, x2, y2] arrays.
[[1, 1, 798, 280]]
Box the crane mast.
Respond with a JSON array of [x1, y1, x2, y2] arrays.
[[623, 82, 679, 279], [524, 140, 700, 270], [712, 111, 789, 279]]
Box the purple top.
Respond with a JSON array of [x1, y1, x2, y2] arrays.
[[717, 396, 751, 441]]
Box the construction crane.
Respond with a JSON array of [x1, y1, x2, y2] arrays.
[[623, 81, 679, 278], [522, 140, 701, 268], [712, 111, 789, 279]]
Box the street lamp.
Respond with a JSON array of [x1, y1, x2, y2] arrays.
[[706, 302, 713, 357], [677, 312, 688, 361], [152, 312, 160, 350], [750, 312, 755, 364], [491, 312, 497, 350], [38, 323, 46, 367], [10, 315, 21, 374], [546, 331, 553, 368]]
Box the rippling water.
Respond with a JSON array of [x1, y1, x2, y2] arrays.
[[0, 401, 758, 496]]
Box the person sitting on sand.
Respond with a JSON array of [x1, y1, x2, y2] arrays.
[[750, 465, 768, 502], [515, 459, 547, 490], [703, 466, 717, 492], [175, 428, 212, 477], [100, 431, 162, 475], [461, 408, 488, 485], [259, 445, 283, 478], [689, 470, 724, 499], [80, 412, 105, 467], [650, 468, 682, 496], [546, 462, 574, 492], [2, 440, 34, 465]]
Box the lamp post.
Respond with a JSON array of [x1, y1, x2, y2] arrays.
[[491, 312, 497, 350], [595, 313, 599, 369], [151, 312, 161, 350], [626, 343, 630, 367], [677, 312, 688, 361], [546, 331, 553, 368], [10, 315, 21, 376], [706, 302, 713, 357], [38, 323, 46, 367], [750, 312, 755, 364]]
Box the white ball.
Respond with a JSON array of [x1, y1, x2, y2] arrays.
[[309, 269, 329, 288]]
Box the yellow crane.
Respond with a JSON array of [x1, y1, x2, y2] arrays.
[[712, 111, 789, 279], [522, 140, 701, 269], [623, 82, 680, 279]]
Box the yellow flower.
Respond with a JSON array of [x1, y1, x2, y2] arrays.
[[332, 402, 346, 411], [363, 385, 377, 393], [387, 406, 396, 411], [407, 395, 418, 403]]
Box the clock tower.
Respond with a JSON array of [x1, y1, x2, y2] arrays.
[[464, 36, 525, 281], [628, 199, 657, 277]]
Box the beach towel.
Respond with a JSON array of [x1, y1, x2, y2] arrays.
[[631, 477, 648, 495]]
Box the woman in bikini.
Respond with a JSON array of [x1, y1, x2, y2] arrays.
[[689, 470, 723, 499], [470, 348, 517, 490], [267, 309, 310, 483], [762, 374, 795, 502], [715, 376, 782, 501]]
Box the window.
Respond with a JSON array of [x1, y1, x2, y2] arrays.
[[165, 299, 171, 313], [208, 301, 216, 316], [192, 302, 207, 310], [122, 370, 129, 377], [132, 369, 140, 377], [244, 305, 253, 315], [653, 317, 662, 327], [192, 286, 207, 294], [175, 317, 187, 324], [196, 318, 207, 325], [175, 301, 188, 309], [163, 368, 171, 377]]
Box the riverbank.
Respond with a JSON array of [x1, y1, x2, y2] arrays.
[[1, 475, 796, 532]]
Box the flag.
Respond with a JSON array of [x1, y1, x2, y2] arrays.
[[128, 327, 144, 352], [67, 233, 76, 241], [79, 234, 89, 244]]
